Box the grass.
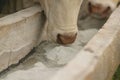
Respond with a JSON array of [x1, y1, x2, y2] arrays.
[[113, 65, 120, 80]]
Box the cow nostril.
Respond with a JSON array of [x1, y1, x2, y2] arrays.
[[117, 2, 120, 7], [57, 33, 77, 45], [88, 2, 92, 13], [102, 6, 111, 14], [57, 34, 63, 44]]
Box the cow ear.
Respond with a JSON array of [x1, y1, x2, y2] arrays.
[[117, 2, 120, 7]]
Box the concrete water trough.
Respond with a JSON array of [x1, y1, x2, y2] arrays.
[[0, 4, 120, 80], [0, 5, 43, 72]]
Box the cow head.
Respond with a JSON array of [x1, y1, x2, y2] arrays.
[[39, 0, 83, 45], [88, 0, 120, 18]]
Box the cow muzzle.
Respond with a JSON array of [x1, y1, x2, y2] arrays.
[[88, 1, 112, 18], [57, 33, 77, 45]]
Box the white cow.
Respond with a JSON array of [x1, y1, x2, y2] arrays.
[[37, 0, 83, 45]]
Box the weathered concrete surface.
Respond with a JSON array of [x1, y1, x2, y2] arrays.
[[50, 6, 120, 80], [0, 5, 43, 72], [2, 62, 59, 80]]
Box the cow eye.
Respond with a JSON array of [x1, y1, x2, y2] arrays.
[[117, 2, 120, 7]]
